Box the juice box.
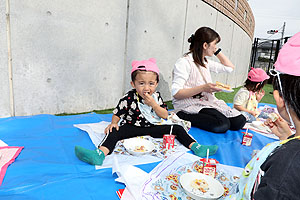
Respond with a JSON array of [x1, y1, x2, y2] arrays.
[[200, 158, 217, 178], [163, 134, 175, 149], [242, 132, 253, 146]]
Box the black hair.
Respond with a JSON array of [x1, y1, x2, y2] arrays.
[[273, 74, 300, 119], [244, 79, 268, 92], [131, 66, 159, 83], [186, 27, 221, 67]]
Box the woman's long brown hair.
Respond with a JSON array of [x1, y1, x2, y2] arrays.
[[186, 27, 220, 67]]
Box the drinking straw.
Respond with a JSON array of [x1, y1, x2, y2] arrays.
[[246, 127, 249, 135], [166, 125, 173, 150], [170, 125, 173, 135], [206, 148, 209, 162]]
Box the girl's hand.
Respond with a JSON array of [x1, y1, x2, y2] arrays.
[[143, 93, 156, 107], [203, 83, 222, 93], [249, 110, 257, 117], [104, 123, 119, 134], [264, 115, 292, 140], [256, 89, 265, 102]]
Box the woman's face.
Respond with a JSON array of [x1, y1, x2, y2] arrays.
[[203, 39, 218, 57]]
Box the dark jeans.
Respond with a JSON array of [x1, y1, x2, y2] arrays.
[[101, 124, 195, 154], [177, 108, 246, 133]]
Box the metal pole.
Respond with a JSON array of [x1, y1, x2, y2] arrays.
[[252, 38, 258, 67], [250, 38, 255, 67], [268, 40, 274, 72], [6, 0, 15, 116], [281, 22, 286, 46], [250, 38, 256, 67], [274, 40, 280, 63]]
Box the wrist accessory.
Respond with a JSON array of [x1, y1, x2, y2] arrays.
[[214, 48, 221, 56]]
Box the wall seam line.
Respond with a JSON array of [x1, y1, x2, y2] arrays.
[[181, 0, 189, 55], [6, 0, 15, 116], [122, 0, 130, 96]]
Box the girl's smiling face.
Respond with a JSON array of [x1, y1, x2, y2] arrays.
[[130, 71, 158, 98]]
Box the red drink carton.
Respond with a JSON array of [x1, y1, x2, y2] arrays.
[[242, 132, 253, 146], [163, 134, 175, 149], [200, 158, 217, 178]]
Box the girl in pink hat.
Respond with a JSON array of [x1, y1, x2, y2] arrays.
[[74, 58, 218, 166], [172, 27, 246, 133], [233, 67, 270, 122], [226, 32, 300, 200]]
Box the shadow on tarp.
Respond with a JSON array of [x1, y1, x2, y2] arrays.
[[0, 104, 276, 199]]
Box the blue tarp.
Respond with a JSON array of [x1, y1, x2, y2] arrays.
[[0, 104, 277, 199]]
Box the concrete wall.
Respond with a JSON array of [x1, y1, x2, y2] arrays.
[[0, 0, 254, 117]]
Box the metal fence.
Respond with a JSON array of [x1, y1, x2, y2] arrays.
[[250, 37, 291, 72]]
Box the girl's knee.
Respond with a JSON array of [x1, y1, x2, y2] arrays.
[[230, 115, 246, 130]]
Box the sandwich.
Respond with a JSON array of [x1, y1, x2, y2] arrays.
[[269, 113, 279, 122], [216, 81, 231, 91]]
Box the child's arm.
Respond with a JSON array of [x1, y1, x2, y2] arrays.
[[104, 114, 121, 134], [144, 93, 168, 119], [234, 104, 257, 117]]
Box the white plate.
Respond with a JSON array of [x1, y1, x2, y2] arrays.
[[218, 88, 234, 93], [252, 121, 271, 132], [123, 137, 155, 156], [180, 172, 224, 200]]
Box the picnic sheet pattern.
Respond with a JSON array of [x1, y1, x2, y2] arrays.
[[113, 135, 188, 159], [139, 152, 243, 200], [149, 161, 240, 199]]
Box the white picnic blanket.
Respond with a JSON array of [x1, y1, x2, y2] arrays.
[[113, 152, 243, 200], [243, 122, 279, 140], [74, 122, 189, 170]]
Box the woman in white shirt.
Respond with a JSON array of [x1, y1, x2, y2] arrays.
[[172, 27, 246, 133]]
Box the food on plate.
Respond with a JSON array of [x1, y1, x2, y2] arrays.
[[269, 113, 279, 122], [215, 81, 231, 91], [232, 175, 240, 181], [134, 145, 146, 152], [190, 178, 209, 193]]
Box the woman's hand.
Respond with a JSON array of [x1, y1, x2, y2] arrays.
[[264, 115, 292, 140], [173, 83, 221, 100], [202, 83, 222, 93], [104, 123, 119, 134]]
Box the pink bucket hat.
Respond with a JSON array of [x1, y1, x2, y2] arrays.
[[274, 32, 300, 76], [248, 67, 270, 82], [131, 58, 159, 75]]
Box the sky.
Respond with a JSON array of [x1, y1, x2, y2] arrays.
[[248, 0, 300, 39]]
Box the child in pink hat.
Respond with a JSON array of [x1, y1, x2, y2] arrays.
[[233, 67, 270, 122], [227, 32, 300, 200], [74, 58, 218, 166]]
